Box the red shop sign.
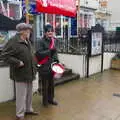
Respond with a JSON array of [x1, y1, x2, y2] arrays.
[[36, 0, 76, 17]]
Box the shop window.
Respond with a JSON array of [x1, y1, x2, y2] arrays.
[[88, 15, 91, 28], [0, 2, 7, 16], [55, 15, 63, 37], [70, 16, 77, 36], [46, 14, 55, 35], [46, 14, 63, 37], [80, 14, 84, 28], [46, 14, 54, 26], [84, 14, 88, 28], [0, 1, 21, 19], [9, 4, 20, 20], [0, 30, 16, 66], [0, 31, 8, 49], [63, 17, 69, 39], [36, 14, 44, 38]]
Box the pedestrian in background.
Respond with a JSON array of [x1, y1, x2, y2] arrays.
[[36, 24, 59, 106], [1, 23, 38, 120]]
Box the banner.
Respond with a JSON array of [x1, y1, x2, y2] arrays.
[[22, 0, 37, 15], [36, 0, 76, 17]]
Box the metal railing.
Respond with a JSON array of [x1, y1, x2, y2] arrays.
[[104, 31, 120, 53], [34, 29, 120, 55], [35, 36, 89, 55], [56, 37, 88, 55]]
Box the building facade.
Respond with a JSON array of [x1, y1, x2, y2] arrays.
[[95, 0, 111, 31], [107, 0, 120, 30], [36, 0, 99, 39]]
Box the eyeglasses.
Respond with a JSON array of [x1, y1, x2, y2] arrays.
[[47, 30, 53, 32]]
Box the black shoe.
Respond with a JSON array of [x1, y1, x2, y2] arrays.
[[48, 100, 58, 105], [16, 116, 25, 120], [25, 111, 39, 115], [43, 102, 49, 107]]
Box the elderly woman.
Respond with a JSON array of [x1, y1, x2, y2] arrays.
[[36, 24, 59, 106], [1, 23, 38, 120]]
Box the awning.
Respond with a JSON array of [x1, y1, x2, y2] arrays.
[[36, 0, 76, 17], [0, 14, 25, 30]]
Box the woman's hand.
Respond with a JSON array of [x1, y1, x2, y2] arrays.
[[18, 61, 24, 67]]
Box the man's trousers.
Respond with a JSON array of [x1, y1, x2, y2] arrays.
[[15, 82, 33, 117]]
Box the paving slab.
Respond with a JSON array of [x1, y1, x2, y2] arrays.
[[0, 70, 120, 120]]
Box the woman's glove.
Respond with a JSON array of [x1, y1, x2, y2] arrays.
[[50, 48, 56, 56], [54, 59, 59, 63]]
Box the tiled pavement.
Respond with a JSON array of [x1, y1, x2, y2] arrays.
[[0, 69, 120, 120]]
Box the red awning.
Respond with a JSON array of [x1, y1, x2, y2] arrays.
[[36, 0, 76, 17]]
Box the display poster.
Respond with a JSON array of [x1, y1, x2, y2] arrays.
[[91, 32, 102, 56]]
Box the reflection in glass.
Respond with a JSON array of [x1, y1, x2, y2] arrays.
[[55, 15, 61, 36]]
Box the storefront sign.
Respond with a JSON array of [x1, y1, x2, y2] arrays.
[[36, 0, 76, 17]]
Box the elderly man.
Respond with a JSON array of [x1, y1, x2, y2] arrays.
[[1, 23, 38, 120]]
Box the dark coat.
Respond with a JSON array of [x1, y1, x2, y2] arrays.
[[1, 33, 36, 82], [36, 36, 59, 75]]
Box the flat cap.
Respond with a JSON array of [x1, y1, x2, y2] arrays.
[[16, 23, 32, 32]]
